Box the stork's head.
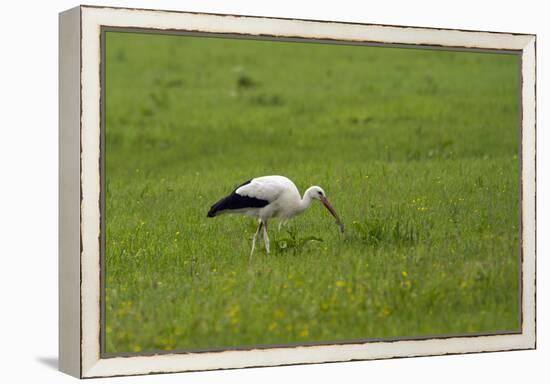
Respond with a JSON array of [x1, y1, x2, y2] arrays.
[[305, 186, 344, 233], [307, 186, 326, 200]]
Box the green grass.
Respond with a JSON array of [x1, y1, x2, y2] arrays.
[[104, 32, 521, 354]]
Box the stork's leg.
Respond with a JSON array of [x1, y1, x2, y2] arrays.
[[250, 220, 263, 258], [263, 220, 270, 254]]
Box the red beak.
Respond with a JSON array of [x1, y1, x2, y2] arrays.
[[320, 196, 344, 233]]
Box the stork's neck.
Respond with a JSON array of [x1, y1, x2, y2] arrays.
[[298, 187, 316, 212]]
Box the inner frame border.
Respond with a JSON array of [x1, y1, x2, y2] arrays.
[[99, 26, 524, 357]]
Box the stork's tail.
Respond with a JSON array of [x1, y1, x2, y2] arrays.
[[207, 197, 227, 217], [207, 179, 269, 218], [207, 208, 218, 217]]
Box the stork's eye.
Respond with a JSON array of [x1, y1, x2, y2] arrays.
[[318, 191, 323, 196]]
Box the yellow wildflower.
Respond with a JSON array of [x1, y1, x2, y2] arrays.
[[228, 303, 240, 317]]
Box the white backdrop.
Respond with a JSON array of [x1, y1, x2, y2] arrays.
[[0, 1, 546, 382]]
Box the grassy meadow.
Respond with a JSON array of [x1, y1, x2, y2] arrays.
[[104, 32, 521, 354]]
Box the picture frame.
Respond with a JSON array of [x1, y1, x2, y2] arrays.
[[59, 5, 536, 378]]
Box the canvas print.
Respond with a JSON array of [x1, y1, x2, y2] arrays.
[[103, 31, 521, 355]]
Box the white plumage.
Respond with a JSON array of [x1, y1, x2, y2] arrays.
[[208, 175, 344, 256]]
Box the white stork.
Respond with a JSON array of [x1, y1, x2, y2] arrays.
[[207, 175, 344, 256]]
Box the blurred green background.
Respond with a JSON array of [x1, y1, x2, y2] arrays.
[[104, 32, 521, 354]]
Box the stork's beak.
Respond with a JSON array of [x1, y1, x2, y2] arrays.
[[320, 196, 345, 233]]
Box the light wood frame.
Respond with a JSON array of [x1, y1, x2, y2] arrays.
[[59, 5, 536, 378]]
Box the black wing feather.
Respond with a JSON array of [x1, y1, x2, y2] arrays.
[[207, 179, 269, 217]]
